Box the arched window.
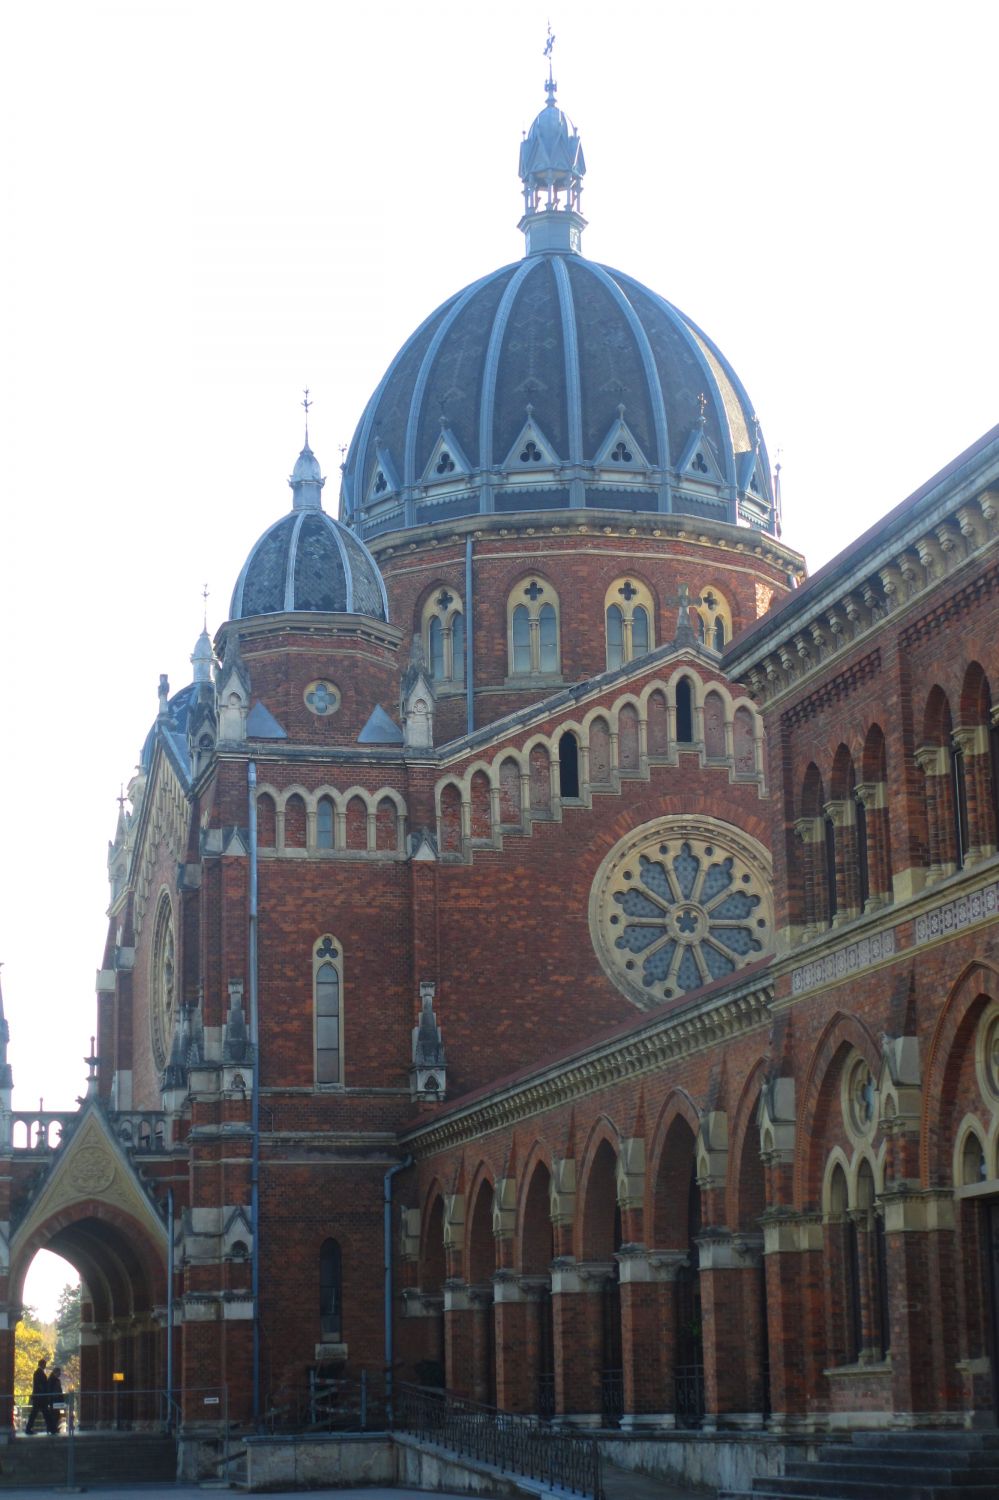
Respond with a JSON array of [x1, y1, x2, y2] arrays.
[[675, 678, 694, 743], [606, 605, 624, 670], [314, 935, 344, 1085], [691, 586, 732, 653], [319, 1238, 342, 1341], [316, 796, 335, 851], [508, 577, 561, 677], [559, 732, 580, 798], [421, 586, 464, 688], [605, 579, 655, 669]]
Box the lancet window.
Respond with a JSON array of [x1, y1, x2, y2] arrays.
[[508, 577, 560, 677], [422, 587, 465, 688], [605, 578, 655, 670]]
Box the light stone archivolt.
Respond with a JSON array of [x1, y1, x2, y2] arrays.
[[11, 1108, 167, 1274], [589, 816, 773, 1011], [255, 783, 408, 857], [434, 669, 765, 862], [132, 755, 189, 938]]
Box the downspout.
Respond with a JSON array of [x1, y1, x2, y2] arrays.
[[166, 1187, 174, 1428], [464, 535, 475, 734], [248, 762, 261, 1427], [383, 1155, 413, 1427]]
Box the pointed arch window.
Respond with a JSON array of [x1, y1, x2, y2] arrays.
[[314, 935, 344, 1086], [605, 579, 655, 670], [691, 587, 732, 654], [508, 578, 561, 678], [317, 796, 335, 851], [319, 1238, 342, 1341], [421, 588, 465, 690]]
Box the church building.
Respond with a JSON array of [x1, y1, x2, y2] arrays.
[[1, 64, 998, 1486]]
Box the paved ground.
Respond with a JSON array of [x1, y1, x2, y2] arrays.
[[0, 1479, 716, 1499]]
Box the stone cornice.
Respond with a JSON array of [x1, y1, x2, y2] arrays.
[[726, 437, 999, 706], [401, 975, 772, 1158], [369, 507, 805, 579]]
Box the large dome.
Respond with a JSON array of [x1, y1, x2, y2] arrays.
[[231, 442, 388, 622], [341, 85, 774, 544]]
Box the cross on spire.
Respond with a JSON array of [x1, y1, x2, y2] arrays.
[[301, 387, 312, 445], [543, 21, 556, 101], [202, 582, 209, 631]]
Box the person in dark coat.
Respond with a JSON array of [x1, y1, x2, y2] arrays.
[[24, 1357, 48, 1434], [45, 1368, 63, 1434]]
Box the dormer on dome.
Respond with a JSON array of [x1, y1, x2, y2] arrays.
[[231, 437, 389, 622], [518, 51, 586, 255]]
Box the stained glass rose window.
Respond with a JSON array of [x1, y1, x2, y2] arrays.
[[590, 819, 773, 1010]]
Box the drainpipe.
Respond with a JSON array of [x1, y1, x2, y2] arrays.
[[248, 762, 261, 1427], [383, 1155, 413, 1427], [464, 536, 475, 734], [166, 1187, 174, 1429]]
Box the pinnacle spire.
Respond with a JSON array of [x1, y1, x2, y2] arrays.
[[518, 34, 586, 257]]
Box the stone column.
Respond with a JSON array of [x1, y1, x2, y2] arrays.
[[617, 1247, 687, 1429], [855, 780, 891, 910], [914, 744, 955, 879], [443, 1279, 476, 1399], [697, 1231, 767, 1430], [881, 1188, 959, 1421], [493, 1271, 533, 1413], [761, 1211, 824, 1432], [550, 1258, 609, 1426], [468, 1285, 495, 1405]]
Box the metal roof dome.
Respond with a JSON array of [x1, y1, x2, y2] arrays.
[[341, 79, 774, 543], [231, 441, 389, 622]]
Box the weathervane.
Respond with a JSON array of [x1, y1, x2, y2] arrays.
[[544, 21, 556, 101], [302, 387, 312, 445]]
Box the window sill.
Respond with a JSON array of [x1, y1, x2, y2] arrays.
[[502, 674, 565, 689]]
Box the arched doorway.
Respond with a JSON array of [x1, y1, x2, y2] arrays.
[[519, 1162, 555, 1417], [580, 1140, 623, 1426]]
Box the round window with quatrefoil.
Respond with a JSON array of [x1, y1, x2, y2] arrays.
[[589, 818, 773, 1011]]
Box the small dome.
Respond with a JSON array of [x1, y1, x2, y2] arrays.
[[231, 444, 388, 622], [519, 98, 586, 190], [291, 442, 323, 486]]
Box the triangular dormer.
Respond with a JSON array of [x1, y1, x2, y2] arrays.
[[502, 407, 561, 471], [594, 407, 650, 471], [421, 425, 472, 486], [737, 447, 769, 501], [677, 424, 726, 486], [366, 442, 402, 504]]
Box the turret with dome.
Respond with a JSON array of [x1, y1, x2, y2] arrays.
[[340, 71, 776, 543]]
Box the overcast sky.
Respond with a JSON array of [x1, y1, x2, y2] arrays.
[[2, 0, 997, 1315]]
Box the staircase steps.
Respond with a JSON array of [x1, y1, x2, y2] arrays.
[[719, 1430, 999, 1500], [0, 1432, 177, 1488]]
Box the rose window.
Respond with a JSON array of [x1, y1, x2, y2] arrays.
[[591, 820, 773, 1010]]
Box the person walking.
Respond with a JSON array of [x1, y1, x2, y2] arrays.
[[24, 1357, 48, 1434], [45, 1367, 64, 1434]]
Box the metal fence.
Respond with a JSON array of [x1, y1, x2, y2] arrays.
[[261, 1369, 385, 1433], [394, 1383, 603, 1500]]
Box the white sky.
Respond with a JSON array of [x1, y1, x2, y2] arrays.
[[1, 0, 997, 1317]]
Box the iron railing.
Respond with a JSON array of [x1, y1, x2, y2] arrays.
[[261, 1369, 385, 1433], [394, 1383, 602, 1499], [600, 1368, 623, 1426], [674, 1362, 705, 1428]]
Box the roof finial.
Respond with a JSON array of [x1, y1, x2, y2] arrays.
[[302, 387, 312, 447], [202, 582, 209, 632], [544, 21, 556, 103], [697, 391, 708, 427]]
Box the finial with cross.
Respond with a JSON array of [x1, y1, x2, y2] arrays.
[[543, 21, 556, 100], [663, 582, 706, 648], [202, 582, 209, 631], [117, 783, 126, 814], [302, 388, 312, 444]]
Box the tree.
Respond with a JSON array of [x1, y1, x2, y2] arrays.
[[14, 1312, 49, 1405], [53, 1284, 81, 1391]]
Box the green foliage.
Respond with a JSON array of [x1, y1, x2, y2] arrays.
[[54, 1285, 80, 1364], [14, 1314, 49, 1404]]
